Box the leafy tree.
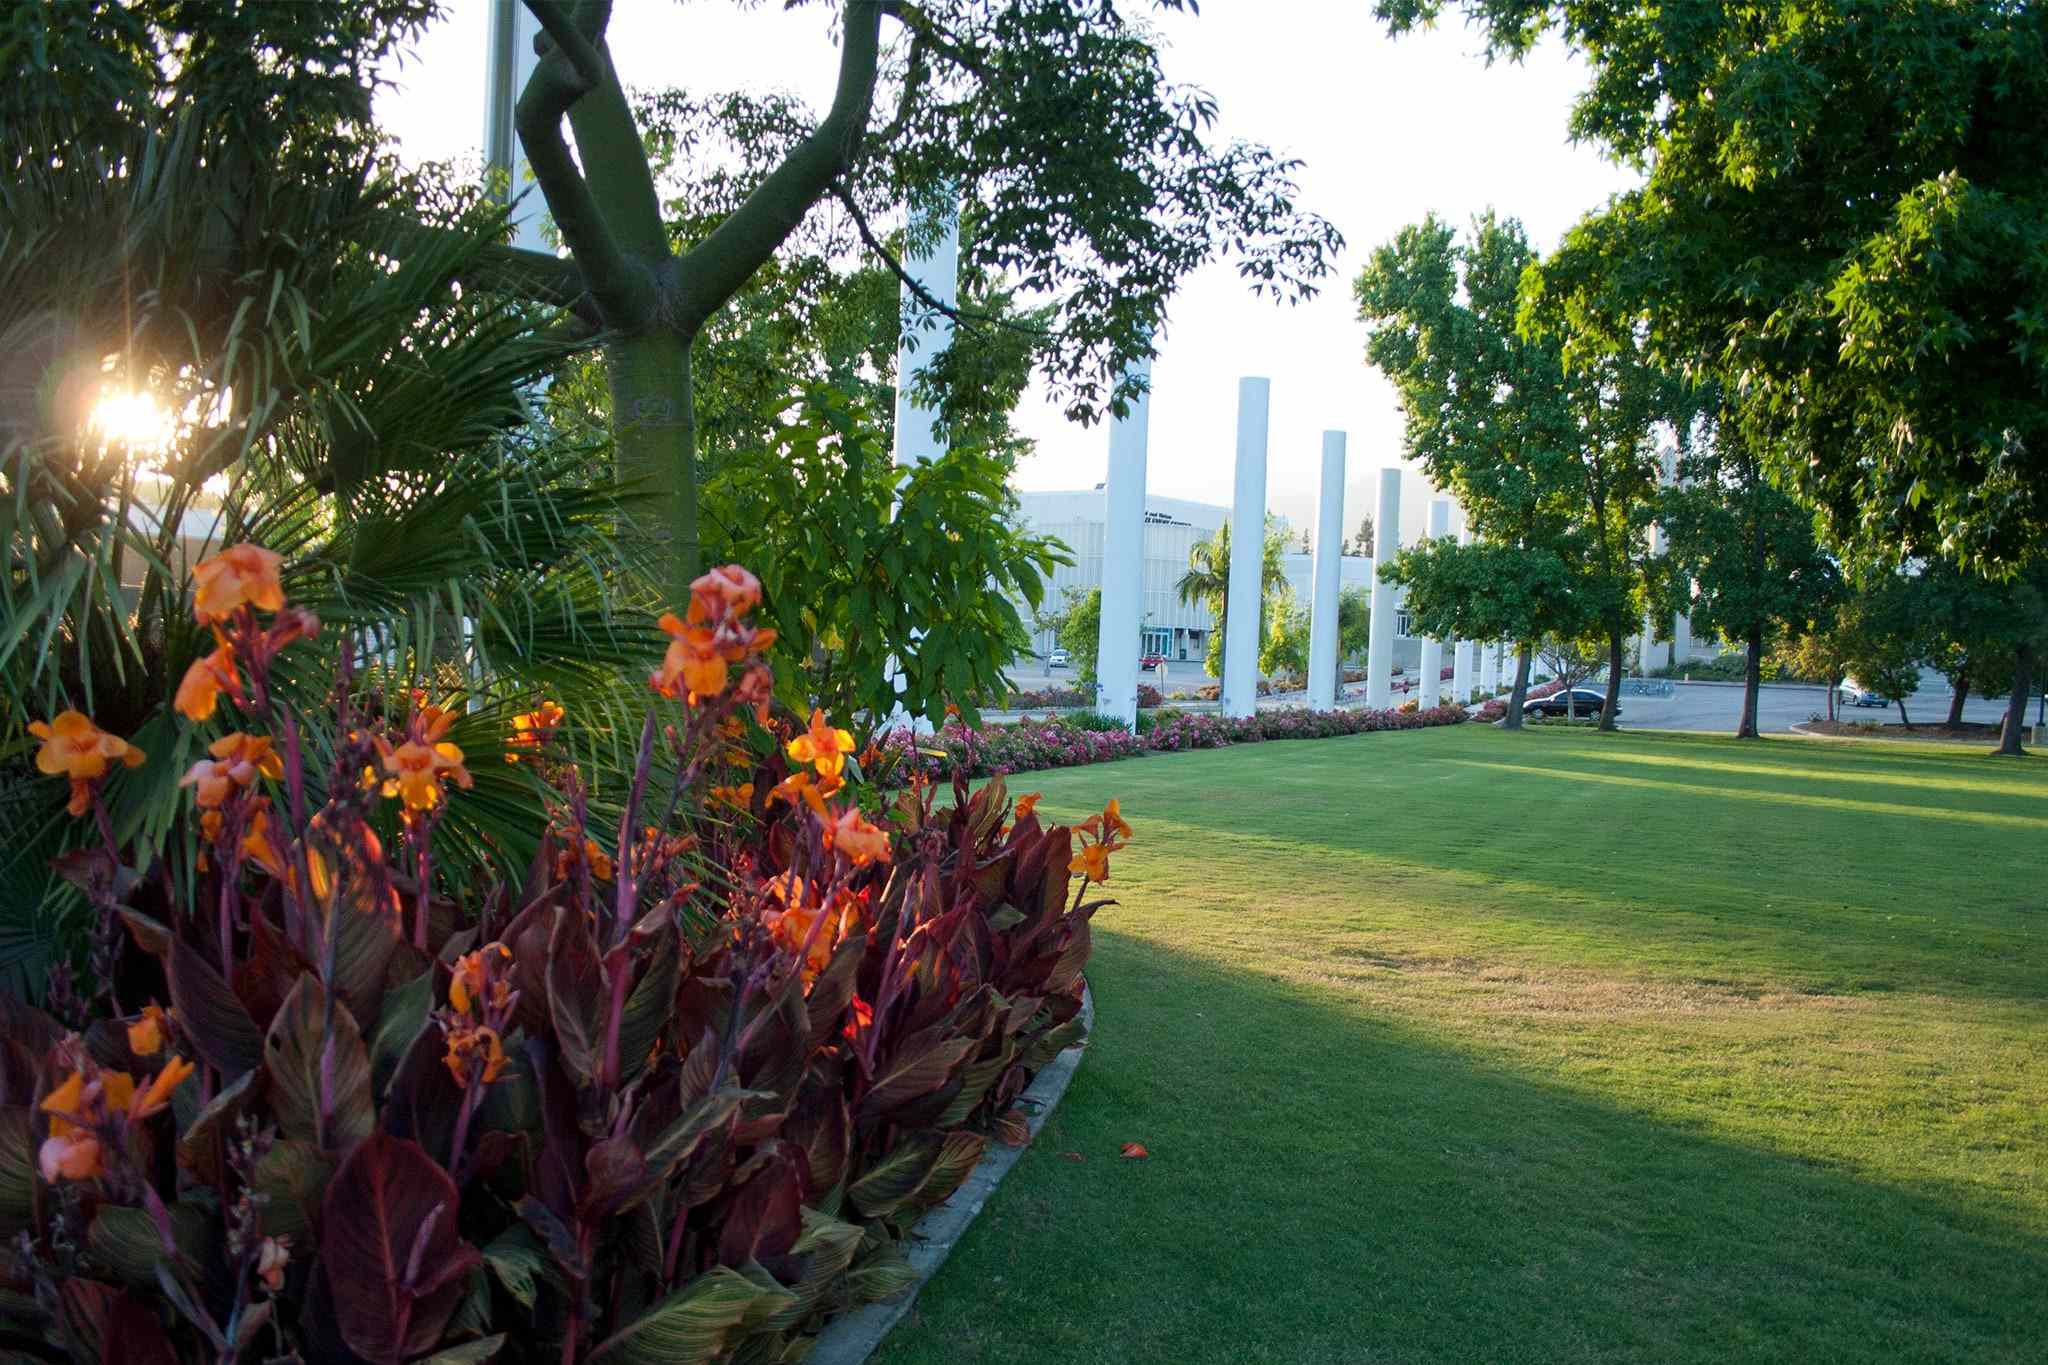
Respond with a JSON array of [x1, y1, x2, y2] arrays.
[[1651, 416, 1840, 738], [1260, 589, 1308, 680], [1344, 513, 1376, 558], [1355, 212, 1594, 729], [501, 0, 1343, 598], [1058, 587, 1103, 689], [1535, 637, 1600, 719], [1175, 515, 1288, 694], [1381, 539, 1578, 715], [1379, 0, 2048, 579], [1337, 586, 1373, 690], [1773, 624, 1856, 722], [700, 391, 1065, 726], [1825, 574, 1930, 728]]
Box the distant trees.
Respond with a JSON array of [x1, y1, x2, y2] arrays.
[[1057, 588, 1104, 688], [1650, 415, 1840, 739], [1356, 212, 1600, 730], [1176, 516, 1288, 694], [1379, 0, 2048, 754]]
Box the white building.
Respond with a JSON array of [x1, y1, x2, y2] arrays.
[[1015, 488, 1422, 669]]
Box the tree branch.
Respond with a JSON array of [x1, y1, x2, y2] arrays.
[[671, 1, 888, 333], [871, 31, 928, 148], [831, 185, 1046, 341], [515, 0, 653, 329]]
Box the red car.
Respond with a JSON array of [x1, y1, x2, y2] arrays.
[[1139, 653, 1167, 670]]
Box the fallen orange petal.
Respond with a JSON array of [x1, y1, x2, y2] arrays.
[[1120, 1142, 1149, 1159]]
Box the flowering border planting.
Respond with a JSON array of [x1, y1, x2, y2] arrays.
[[879, 703, 1471, 783]]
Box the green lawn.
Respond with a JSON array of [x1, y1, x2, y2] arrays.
[[877, 726, 2048, 1365]]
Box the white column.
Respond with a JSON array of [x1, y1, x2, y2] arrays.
[[1417, 498, 1450, 708], [892, 193, 960, 469], [1450, 515, 1474, 703], [1222, 378, 1270, 719], [1365, 468, 1402, 709], [1306, 432, 1347, 711], [1479, 640, 1499, 696], [484, 0, 548, 254], [1094, 357, 1152, 728], [883, 192, 960, 728]]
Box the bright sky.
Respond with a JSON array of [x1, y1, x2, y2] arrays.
[[378, 0, 1637, 546]]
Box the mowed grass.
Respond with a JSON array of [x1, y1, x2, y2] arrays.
[[876, 726, 2048, 1365]]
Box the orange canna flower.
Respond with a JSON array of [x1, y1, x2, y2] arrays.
[[709, 783, 755, 813], [255, 1236, 291, 1293], [650, 610, 728, 700], [443, 1022, 509, 1086], [191, 543, 285, 623], [766, 769, 837, 818], [787, 710, 856, 780], [379, 737, 473, 811], [1014, 792, 1042, 821], [174, 640, 242, 721], [39, 1132, 104, 1182], [127, 1004, 172, 1057], [1101, 798, 1132, 844], [131, 1055, 195, 1121], [760, 879, 861, 984], [449, 943, 512, 1015], [241, 805, 288, 878], [506, 700, 564, 762], [824, 805, 892, 867], [1069, 841, 1112, 883], [691, 564, 762, 617], [585, 838, 613, 882], [29, 711, 145, 816], [180, 732, 282, 808]]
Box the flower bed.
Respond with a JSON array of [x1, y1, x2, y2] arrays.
[[6, 552, 1115, 1364], [881, 702, 1469, 780]]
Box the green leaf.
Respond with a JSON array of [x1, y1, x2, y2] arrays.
[[588, 1266, 794, 1365], [265, 973, 375, 1152]]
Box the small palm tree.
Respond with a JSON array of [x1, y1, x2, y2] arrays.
[[0, 10, 654, 992], [1176, 517, 1289, 696]]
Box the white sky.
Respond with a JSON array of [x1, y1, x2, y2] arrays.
[[378, 0, 1637, 546]]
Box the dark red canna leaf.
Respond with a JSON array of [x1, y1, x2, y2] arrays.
[[320, 1133, 480, 1364]]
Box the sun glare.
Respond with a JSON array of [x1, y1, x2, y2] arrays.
[[88, 388, 177, 456]]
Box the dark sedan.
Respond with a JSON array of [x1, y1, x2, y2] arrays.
[[1525, 688, 1617, 719]]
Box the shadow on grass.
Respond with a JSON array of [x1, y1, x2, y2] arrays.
[[878, 934, 2047, 1365]]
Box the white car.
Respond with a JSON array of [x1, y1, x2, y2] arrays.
[[1838, 679, 1887, 708], [1047, 648, 1070, 669]]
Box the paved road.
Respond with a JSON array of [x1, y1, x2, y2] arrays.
[[1611, 681, 2020, 734]]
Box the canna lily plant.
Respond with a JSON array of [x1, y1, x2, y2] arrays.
[[0, 549, 1118, 1364]]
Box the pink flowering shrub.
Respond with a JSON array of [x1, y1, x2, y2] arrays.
[[883, 703, 1468, 777]]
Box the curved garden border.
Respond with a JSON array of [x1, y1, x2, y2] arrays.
[[808, 985, 1097, 1365]]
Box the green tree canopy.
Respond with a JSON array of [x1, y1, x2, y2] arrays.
[[1651, 414, 1841, 738], [1354, 211, 1594, 727], [1380, 0, 2048, 575], [502, 0, 1345, 599]]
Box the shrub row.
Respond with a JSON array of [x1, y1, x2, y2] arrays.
[[880, 702, 1470, 781]]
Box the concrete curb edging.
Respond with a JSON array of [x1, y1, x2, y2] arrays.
[[807, 985, 1096, 1365]]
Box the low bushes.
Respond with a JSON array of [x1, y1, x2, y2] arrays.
[[4, 553, 1109, 1364], [884, 702, 1469, 779]]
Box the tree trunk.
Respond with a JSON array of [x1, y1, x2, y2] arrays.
[[1826, 670, 1840, 722], [1995, 642, 2032, 757], [1502, 644, 1534, 730], [1895, 696, 1911, 727], [1736, 626, 1763, 738], [1945, 671, 1969, 728], [1599, 630, 1623, 731], [607, 330, 701, 601]]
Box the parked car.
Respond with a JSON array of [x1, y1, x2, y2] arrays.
[[1838, 678, 1887, 708], [1047, 647, 1070, 669], [1524, 688, 1616, 719], [1139, 652, 1167, 671]]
